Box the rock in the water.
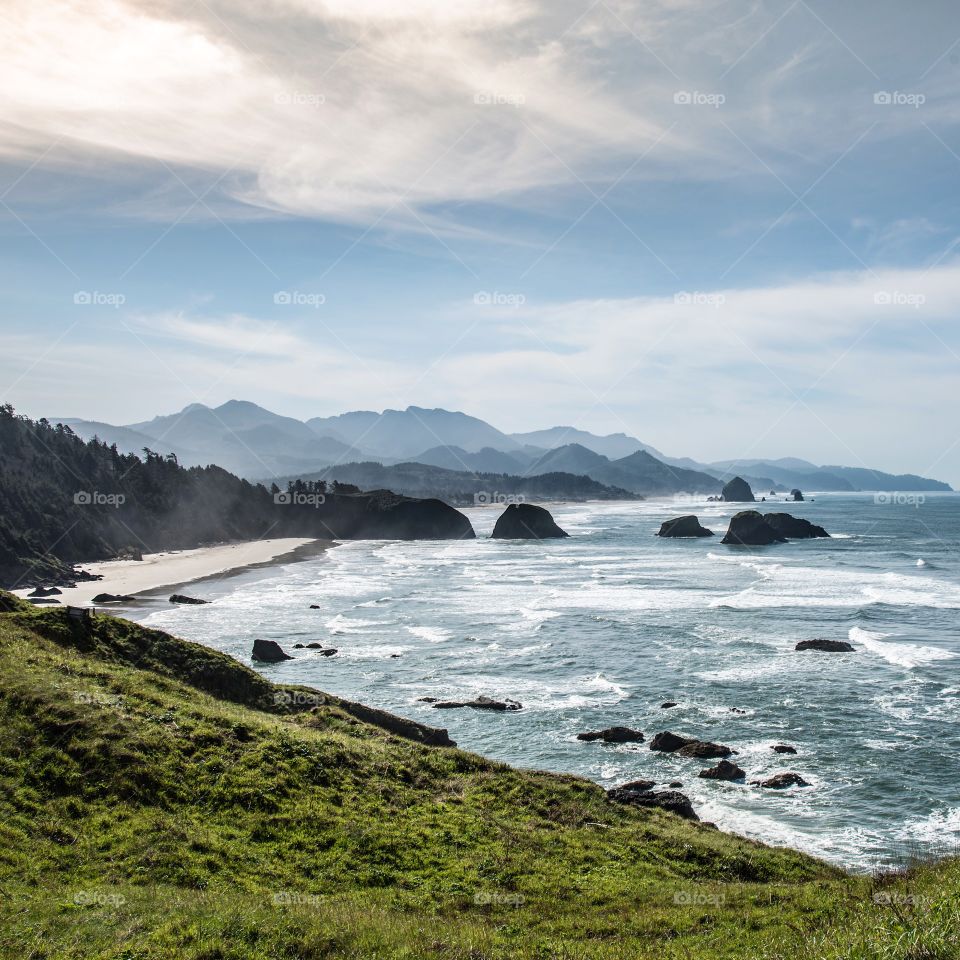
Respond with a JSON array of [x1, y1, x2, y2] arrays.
[[795, 638, 855, 652], [309, 604, 320, 609], [418, 696, 439, 703], [764, 513, 830, 539], [91, 593, 137, 603], [618, 778, 656, 791], [491, 503, 569, 539], [721, 510, 787, 546], [169, 594, 208, 605], [675, 740, 735, 759], [668, 781, 683, 788], [721, 476, 755, 502], [30, 597, 61, 604], [607, 787, 699, 821], [28, 586, 62, 597], [657, 515, 714, 538], [660, 701, 678, 709], [432, 696, 522, 711], [577, 726, 645, 743], [699, 759, 745, 781], [649, 731, 695, 753], [252, 638, 293, 662], [754, 772, 809, 789], [790, 489, 804, 502], [772, 744, 797, 754], [649, 731, 698, 753]]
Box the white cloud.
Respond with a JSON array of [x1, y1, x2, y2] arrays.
[[5, 0, 958, 228]]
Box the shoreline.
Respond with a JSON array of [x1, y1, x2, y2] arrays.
[[14, 538, 335, 607]]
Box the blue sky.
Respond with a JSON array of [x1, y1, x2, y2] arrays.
[[2, 0, 960, 482]]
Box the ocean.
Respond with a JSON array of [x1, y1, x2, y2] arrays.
[[131, 493, 960, 870]]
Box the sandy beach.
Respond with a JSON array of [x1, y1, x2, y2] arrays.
[[14, 538, 332, 607]]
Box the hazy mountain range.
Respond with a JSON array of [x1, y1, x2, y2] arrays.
[[57, 400, 952, 496]]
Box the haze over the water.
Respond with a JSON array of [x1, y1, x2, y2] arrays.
[[3, 0, 960, 484]]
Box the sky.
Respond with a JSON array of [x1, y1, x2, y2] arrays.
[[2, 0, 960, 483]]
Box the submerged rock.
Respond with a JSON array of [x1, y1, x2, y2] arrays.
[[754, 772, 809, 789], [607, 787, 699, 821], [251, 638, 293, 662], [577, 726, 645, 743], [657, 515, 714, 538], [795, 639, 855, 652], [169, 594, 208, 605], [699, 759, 745, 781], [721, 476, 755, 502], [764, 513, 830, 539], [432, 696, 522, 711], [491, 503, 569, 539], [660, 701, 678, 709], [91, 593, 137, 603], [721, 511, 786, 546], [675, 740, 735, 759], [772, 744, 798, 754]]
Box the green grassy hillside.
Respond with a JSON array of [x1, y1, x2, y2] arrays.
[[0, 592, 956, 959]]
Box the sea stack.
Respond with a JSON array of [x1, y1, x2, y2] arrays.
[[657, 515, 714, 538], [721, 476, 755, 502], [721, 511, 786, 545], [491, 503, 568, 539], [764, 514, 830, 539]]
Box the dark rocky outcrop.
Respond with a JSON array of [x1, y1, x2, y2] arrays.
[[251, 638, 293, 663], [754, 772, 809, 789], [491, 503, 568, 540], [170, 594, 208, 605], [795, 639, 854, 652], [721, 476, 755, 502], [432, 696, 522, 711], [675, 740, 735, 759], [92, 593, 137, 603], [607, 787, 699, 821], [699, 759, 745, 781], [649, 731, 697, 753], [618, 778, 656, 791], [772, 744, 797, 754], [721, 511, 787, 546], [657, 515, 714, 538], [764, 514, 830, 539], [28, 586, 62, 597], [790, 489, 804, 502], [577, 726, 645, 743], [30, 597, 60, 604], [660, 701, 678, 709], [309, 604, 320, 609], [293, 643, 337, 655]]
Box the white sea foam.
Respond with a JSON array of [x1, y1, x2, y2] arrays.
[[406, 626, 452, 643], [851, 627, 958, 668]]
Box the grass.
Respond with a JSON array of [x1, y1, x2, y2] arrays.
[[0, 590, 955, 959]]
